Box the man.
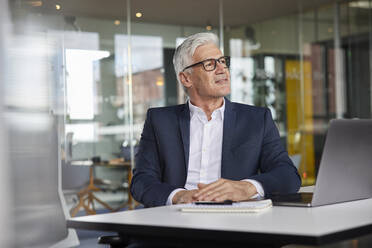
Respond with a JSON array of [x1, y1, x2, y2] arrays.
[[131, 32, 301, 207]]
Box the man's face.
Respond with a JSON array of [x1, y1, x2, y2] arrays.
[[186, 43, 231, 101]]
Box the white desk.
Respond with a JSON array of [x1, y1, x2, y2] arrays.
[[67, 195, 372, 246]]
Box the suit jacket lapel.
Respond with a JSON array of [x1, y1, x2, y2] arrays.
[[178, 103, 190, 171], [221, 98, 236, 177]]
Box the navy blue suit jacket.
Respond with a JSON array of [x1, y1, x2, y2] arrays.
[[131, 99, 301, 207]]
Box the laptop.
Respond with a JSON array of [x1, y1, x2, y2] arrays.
[[269, 119, 372, 207]]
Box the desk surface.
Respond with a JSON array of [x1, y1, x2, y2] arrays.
[[68, 195, 372, 246]]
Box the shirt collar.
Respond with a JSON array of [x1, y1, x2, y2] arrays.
[[188, 98, 225, 122]]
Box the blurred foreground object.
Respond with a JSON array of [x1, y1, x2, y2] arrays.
[[0, 1, 79, 246], [0, 0, 12, 246]]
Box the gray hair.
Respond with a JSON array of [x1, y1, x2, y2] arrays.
[[173, 32, 219, 86]]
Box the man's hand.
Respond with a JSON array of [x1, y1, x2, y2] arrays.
[[172, 189, 199, 204], [194, 179, 257, 202]]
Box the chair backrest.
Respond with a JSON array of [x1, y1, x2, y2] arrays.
[[62, 160, 90, 190]]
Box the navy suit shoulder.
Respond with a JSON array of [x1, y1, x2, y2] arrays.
[[145, 104, 188, 131], [147, 104, 185, 113], [228, 101, 269, 121], [231, 101, 266, 111]]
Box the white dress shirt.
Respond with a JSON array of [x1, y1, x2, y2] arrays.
[[166, 100, 264, 205]]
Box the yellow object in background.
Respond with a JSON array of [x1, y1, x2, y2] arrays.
[[285, 60, 315, 185]]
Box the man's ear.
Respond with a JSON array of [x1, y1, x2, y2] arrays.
[[179, 72, 192, 89]]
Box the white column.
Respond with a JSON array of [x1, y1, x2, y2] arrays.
[[334, 2, 346, 119], [126, 0, 135, 168], [219, 0, 224, 53]]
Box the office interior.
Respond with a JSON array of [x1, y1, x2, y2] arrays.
[[0, 0, 372, 247]]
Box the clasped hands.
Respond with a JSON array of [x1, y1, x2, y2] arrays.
[[172, 178, 257, 204]]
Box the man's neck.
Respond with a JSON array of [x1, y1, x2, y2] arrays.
[[189, 97, 224, 121]]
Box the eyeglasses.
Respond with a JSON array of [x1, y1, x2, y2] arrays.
[[182, 56, 230, 72]]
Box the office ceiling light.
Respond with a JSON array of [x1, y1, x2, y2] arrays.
[[114, 20, 120, 25], [56, 4, 61, 10], [29, 1, 42, 7], [156, 77, 164, 86], [205, 21, 212, 31], [349, 1, 371, 9], [136, 12, 142, 18]]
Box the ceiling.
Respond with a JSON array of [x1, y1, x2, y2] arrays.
[[28, 0, 340, 27]]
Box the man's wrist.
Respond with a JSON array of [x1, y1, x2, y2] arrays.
[[172, 189, 187, 204], [242, 179, 265, 199], [166, 188, 185, 205], [240, 181, 257, 200]]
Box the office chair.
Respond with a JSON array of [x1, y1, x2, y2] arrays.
[[62, 160, 91, 208], [98, 235, 130, 247]]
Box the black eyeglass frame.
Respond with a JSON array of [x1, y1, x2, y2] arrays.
[[182, 56, 230, 72]]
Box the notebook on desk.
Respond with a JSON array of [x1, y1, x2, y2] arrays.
[[178, 199, 272, 213], [269, 119, 372, 207]]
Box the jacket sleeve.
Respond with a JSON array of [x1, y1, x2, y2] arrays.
[[130, 109, 178, 207], [248, 108, 302, 195]]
